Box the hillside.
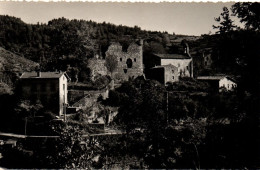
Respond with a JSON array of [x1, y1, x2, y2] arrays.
[[0, 47, 38, 72], [0, 15, 202, 82], [0, 47, 38, 86]]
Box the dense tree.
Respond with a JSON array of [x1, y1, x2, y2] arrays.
[[105, 54, 118, 84], [40, 124, 97, 169], [213, 7, 236, 33], [232, 2, 260, 31]]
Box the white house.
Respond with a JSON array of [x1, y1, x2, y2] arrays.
[[153, 54, 193, 78], [19, 71, 70, 116], [197, 75, 237, 92]]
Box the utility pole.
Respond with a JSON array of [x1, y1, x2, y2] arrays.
[[166, 91, 169, 124], [24, 117, 27, 135], [64, 103, 67, 122]]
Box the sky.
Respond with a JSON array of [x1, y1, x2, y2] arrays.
[[0, 1, 236, 36]]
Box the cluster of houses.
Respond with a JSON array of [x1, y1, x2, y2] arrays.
[[18, 40, 237, 118]]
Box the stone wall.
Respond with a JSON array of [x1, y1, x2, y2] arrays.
[[161, 58, 192, 77], [164, 64, 179, 84], [88, 56, 107, 81], [147, 64, 179, 85], [105, 41, 144, 82]]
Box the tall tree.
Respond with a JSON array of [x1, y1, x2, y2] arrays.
[[105, 54, 118, 78], [232, 2, 260, 31], [213, 7, 236, 33]]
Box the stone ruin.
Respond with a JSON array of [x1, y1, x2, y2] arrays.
[[89, 40, 144, 82], [105, 40, 144, 82]]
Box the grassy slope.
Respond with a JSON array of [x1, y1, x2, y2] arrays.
[[0, 47, 38, 72], [0, 47, 38, 88]]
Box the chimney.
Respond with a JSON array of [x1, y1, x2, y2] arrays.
[[139, 39, 143, 46], [184, 42, 190, 57], [190, 60, 193, 78], [37, 71, 41, 77]]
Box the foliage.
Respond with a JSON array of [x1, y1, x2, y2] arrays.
[[213, 7, 236, 33], [15, 100, 43, 118], [39, 124, 96, 169], [0, 15, 198, 85], [101, 74, 259, 168], [232, 2, 260, 31], [93, 75, 111, 89], [166, 77, 209, 92], [105, 55, 118, 77]]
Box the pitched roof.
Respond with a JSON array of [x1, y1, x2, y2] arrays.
[[151, 64, 178, 69], [197, 76, 225, 80], [154, 53, 191, 59], [20, 71, 70, 79], [197, 75, 236, 82]]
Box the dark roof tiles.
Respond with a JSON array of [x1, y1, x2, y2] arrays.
[[197, 76, 236, 82], [151, 64, 178, 69], [154, 53, 191, 59], [20, 71, 69, 79]]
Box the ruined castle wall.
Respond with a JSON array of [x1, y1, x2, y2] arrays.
[[105, 42, 143, 81], [88, 58, 107, 81]]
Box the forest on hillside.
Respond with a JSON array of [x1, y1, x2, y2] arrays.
[[0, 15, 200, 82]]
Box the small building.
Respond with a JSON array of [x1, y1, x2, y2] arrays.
[[146, 64, 179, 85], [197, 75, 237, 92], [152, 53, 193, 78], [19, 71, 70, 116]]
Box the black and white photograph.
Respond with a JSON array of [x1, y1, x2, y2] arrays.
[[0, 1, 259, 169]]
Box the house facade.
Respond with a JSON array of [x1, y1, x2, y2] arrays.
[[152, 53, 193, 78], [19, 71, 70, 116], [147, 64, 179, 85], [197, 76, 237, 92]]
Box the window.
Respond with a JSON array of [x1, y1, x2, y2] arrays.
[[186, 66, 189, 70], [63, 84, 65, 91], [120, 58, 122, 62], [134, 58, 136, 62], [172, 70, 174, 74], [172, 76, 174, 80], [126, 58, 133, 68]]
